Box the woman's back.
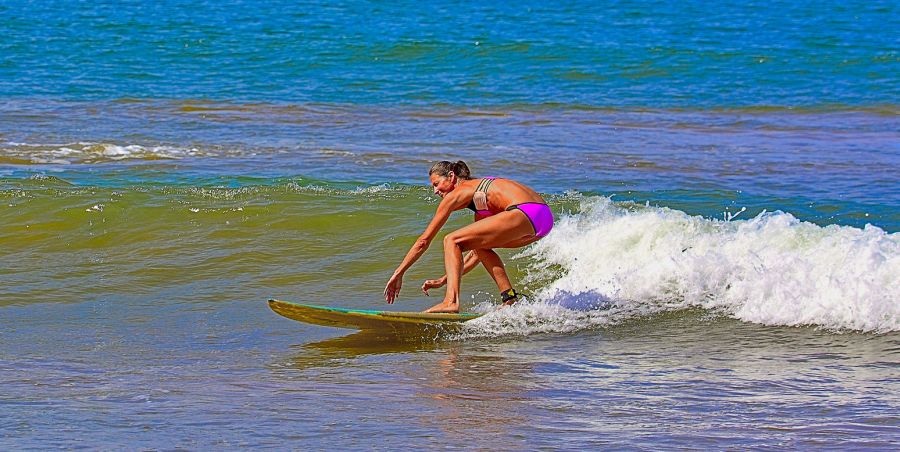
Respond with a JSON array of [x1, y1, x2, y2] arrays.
[[466, 177, 545, 211]]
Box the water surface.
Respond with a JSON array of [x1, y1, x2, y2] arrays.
[[1, 0, 898, 449]]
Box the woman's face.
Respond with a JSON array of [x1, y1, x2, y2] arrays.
[[430, 172, 456, 198]]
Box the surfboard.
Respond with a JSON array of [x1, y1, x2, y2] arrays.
[[267, 299, 482, 330]]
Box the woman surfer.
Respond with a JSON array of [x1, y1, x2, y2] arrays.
[[384, 161, 554, 313]]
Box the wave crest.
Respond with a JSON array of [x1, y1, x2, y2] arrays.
[[514, 197, 899, 333]]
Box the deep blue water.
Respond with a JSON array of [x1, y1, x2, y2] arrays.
[[2, 0, 897, 106]]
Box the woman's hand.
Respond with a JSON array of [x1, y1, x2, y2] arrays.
[[421, 277, 446, 296], [384, 272, 403, 304]]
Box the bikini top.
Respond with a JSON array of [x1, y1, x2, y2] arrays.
[[467, 177, 496, 216]]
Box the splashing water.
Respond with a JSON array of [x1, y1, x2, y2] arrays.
[[475, 197, 900, 334]]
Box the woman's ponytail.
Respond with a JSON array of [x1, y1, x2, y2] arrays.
[[452, 161, 471, 179], [429, 160, 472, 180]]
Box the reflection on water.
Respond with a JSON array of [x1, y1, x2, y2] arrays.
[[289, 330, 445, 365], [419, 348, 540, 442], [268, 312, 900, 449], [270, 328, 542, 449], [2, 298, 898, 449]]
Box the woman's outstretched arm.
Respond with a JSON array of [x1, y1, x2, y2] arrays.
[[384, 193, 464, 303]]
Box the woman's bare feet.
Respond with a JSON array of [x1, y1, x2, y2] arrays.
[[425, 300, 459, 313]]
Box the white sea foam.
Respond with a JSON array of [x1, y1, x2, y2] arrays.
[[463, 196, 898, 335], [2, 142, 205, 163], [458, 299, 628, 339], [353, 183, 397, 194]]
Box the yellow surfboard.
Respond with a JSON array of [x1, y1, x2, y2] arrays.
[[268, 299, 482, 330]]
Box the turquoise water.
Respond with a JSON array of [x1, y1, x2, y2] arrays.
[[1, 0, 898, 449]]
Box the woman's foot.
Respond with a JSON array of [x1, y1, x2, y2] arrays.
[[425, 300, 459, 313], [500, 288, 518, 307]]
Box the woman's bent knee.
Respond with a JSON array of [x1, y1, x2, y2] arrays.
[[444, 233, 463, 248]]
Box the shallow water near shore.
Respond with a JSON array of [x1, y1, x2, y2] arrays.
[[2, 0, 899, 448], [3, 301, 898, 449]]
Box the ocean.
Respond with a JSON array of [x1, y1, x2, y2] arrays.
[[1, 0, 898, 449]]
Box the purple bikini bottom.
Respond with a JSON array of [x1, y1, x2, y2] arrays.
[[507, 202, 554, 238]]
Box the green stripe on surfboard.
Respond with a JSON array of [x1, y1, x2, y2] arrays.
[[267, 299, 482, 330]]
